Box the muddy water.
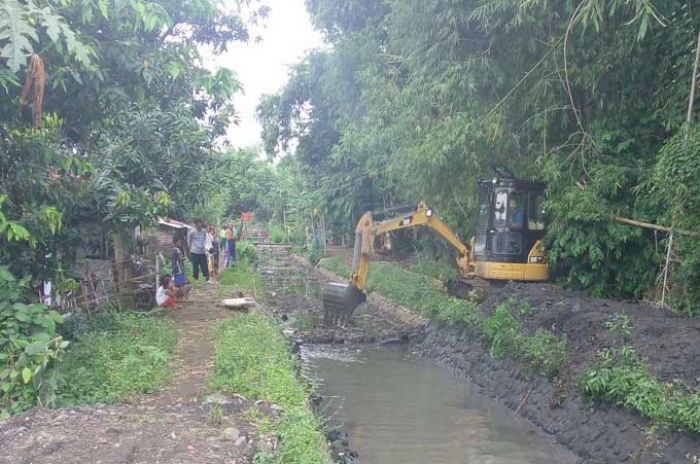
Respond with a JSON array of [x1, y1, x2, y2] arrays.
[[303, 345, 576, 464]]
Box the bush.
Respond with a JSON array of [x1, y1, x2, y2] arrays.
[[55, 311, 176, 406], [0, 267, 67, 418], [237, 240, 258, 263], [269, 223, 285, 244]]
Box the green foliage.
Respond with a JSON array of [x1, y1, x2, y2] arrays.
[[308, 240, 323, 266], [580, 315, 700, 433], [269, 223, 286, 244], [0, 267, 66, 418], [55, 311, 176, 406], [214, 314, 330, 464], [261, 0, 700, 305], [237, 241, 258, 264], [481, 301, 570, 379], [410, 254, 457, 280]]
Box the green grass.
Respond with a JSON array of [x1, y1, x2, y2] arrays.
[[55, 311, 177, 406], [318, 256, 350, 277], [410, 254, 457, 280], [219, 260, 264, 298], [213, 314, 330, 464]]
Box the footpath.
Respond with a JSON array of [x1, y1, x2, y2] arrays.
[[0, 280, 256, 464]]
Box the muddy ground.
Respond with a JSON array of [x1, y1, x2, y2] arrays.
[[282, 246, 700, 464], [0, 278, 277, 464]]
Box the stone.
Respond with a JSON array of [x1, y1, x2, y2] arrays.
[[234, 436, 247, 447], [222, 427, 240, 442]]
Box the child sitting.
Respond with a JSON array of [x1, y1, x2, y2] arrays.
[[156, 274, 178, 308]]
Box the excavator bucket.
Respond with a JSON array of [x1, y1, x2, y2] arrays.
[[322, 282, 367, 326]]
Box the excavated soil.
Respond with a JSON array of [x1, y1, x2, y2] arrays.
[[0, 278, 273, 464]]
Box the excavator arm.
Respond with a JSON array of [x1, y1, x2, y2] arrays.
[[323, 202, 473, 325]]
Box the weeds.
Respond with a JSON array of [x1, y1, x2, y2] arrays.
[[55, 311, 176, 406], [214, 314, 330, 464], [292, 312, 316, 331], [480, 301, 570, 379], [580, 314, 700, 434]]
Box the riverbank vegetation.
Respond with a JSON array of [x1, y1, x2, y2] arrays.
[[213, 313, 330, 464], [581, 316, 700, 434]]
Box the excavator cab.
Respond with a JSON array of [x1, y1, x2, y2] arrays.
[[321, 169, 548, 325], [471, 172, 548, 282]]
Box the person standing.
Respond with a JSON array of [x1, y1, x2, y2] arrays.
[[224, 223, 235, 268], [208, 225, 220, 276], [187, 219, 210, 282]]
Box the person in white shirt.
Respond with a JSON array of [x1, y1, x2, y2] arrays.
[[156, 274, 177, 308]]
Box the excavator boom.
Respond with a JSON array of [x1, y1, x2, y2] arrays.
[[322, 202, 472, 325]]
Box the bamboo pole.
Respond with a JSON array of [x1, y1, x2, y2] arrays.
[[610, 215, 698, 237]]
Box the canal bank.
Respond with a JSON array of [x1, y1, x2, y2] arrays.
[[267, 246, 700, 464]]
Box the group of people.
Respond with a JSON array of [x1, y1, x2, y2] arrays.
[[156, 218, 244, 308]]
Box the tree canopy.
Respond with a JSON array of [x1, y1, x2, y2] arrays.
[[258, 0, 700, 312]]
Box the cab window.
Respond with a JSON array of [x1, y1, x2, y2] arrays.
[[493, 190, 508, 229], [508, 191, 525, 230], [528, 192, 546, 231]]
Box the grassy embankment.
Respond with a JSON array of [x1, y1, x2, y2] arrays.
[[55, 312, 177, 406], [215, 259, 330, 464], [319, 255, 700, 434]]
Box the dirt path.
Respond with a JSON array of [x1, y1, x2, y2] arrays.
[[0, 279, 257, 464]]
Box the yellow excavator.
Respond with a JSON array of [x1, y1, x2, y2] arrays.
[[322, 171, 549, 324]]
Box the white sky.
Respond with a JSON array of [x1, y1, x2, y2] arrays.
[[212, 0, 324, 150]]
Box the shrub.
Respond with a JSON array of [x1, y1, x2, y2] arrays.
[[0, 267, 67, 418], [269, 223, 285, 244], [237, 240, 258, 263]]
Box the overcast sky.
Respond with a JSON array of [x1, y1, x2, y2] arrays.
[[212, 0, 324, 150]]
